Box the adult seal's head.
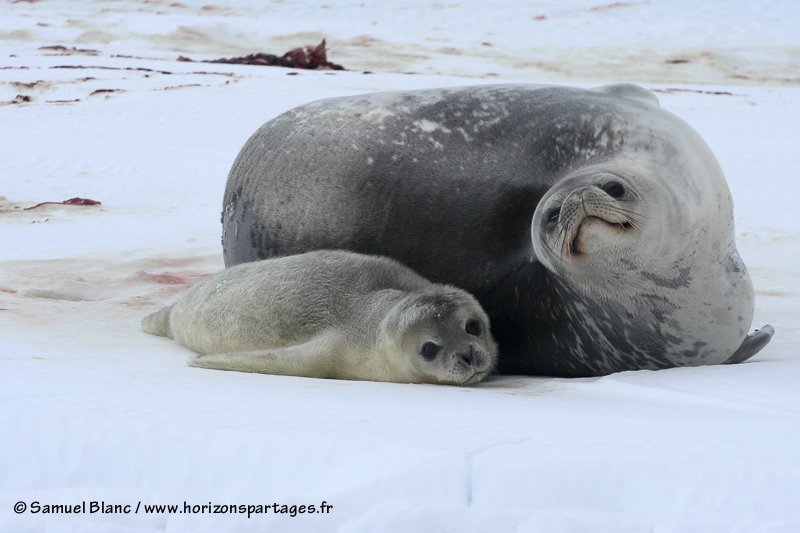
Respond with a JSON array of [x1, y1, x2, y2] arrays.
[[221, 83, 773, 376], [523, 84, 771, 374], [530, 94, 755, 371]]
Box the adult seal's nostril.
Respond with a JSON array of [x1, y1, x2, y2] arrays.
[[222, 82, 772, 377]]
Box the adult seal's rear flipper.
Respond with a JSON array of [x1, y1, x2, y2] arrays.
[[723, 325, 775, 365]]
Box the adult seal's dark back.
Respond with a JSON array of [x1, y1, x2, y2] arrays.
[[222, 83, 773, 377]]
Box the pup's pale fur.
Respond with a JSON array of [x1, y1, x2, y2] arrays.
[[143, 251, 497, 385]]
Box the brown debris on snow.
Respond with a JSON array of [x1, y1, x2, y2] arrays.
[[23, 197, 102, 211], [39, 45, 100, 56], [587, 2, 643, 12], [50, 64, 236, 77], [181, 40, 345, 70], [0, 93, 33, 105], [652, 88, 735, 96], [11, 80, 43, 89], [88, 88, 122, 97], [8, 94, 32, 104]]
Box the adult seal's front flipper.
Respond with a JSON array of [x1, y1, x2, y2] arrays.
[[723, 325, 775, 365]]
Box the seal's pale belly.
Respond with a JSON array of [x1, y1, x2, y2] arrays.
[[222, 84, 772, 377]]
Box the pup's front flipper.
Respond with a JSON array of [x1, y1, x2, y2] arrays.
[[723, 325, 775, 365], [188, 333, 342, 378]]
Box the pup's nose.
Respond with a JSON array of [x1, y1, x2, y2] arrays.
[[456, 345, 476, 368]]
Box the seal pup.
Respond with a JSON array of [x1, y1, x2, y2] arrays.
[[142, 250, 497, 385], [221, 83, 772, 377]]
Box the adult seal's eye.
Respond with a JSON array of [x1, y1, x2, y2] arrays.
[[465, 319, 482, 336], [600, 180, 625, 198], [420, 342, 442, 361], [546, 207, 560, 226]]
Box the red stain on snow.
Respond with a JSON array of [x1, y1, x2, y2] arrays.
[[137, 271, 212, 286]]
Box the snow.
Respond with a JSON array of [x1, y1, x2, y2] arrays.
[[1, 1, 798, 532]]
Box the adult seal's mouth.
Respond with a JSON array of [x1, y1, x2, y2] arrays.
[[553, 184, 641, 259], [566, 215, 636, 257]]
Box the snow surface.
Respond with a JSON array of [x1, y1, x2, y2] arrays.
[[1, 1, 799, 532]]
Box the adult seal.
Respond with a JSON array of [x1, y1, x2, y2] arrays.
[[142, 250, 497, 385], [221, 83, 773, 377]]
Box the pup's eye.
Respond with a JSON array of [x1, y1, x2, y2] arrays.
[[420, 342, 442, 361], [465, 319, 482, 336], [600, 181, 625, 198]]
